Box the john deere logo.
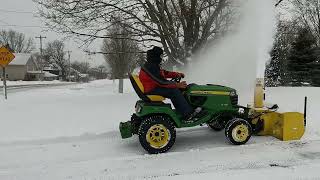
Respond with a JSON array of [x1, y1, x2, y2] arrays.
[[191, 91, 230, 96]]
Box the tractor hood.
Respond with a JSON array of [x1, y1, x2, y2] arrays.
[[185, 83, 239, 111], [187, 84, 237, 96]]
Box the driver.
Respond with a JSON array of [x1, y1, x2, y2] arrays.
[[139, 46, 207, 122]]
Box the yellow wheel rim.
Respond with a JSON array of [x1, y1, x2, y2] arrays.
[[231, 124, 249, 142], [146, 124, 171, 149]]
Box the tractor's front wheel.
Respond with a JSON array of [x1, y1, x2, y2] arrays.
[[225, 118, 252, 145], [138, 115, 176, 154]]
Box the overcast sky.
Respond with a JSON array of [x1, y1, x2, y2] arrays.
[[0, 0, 292, 68], [0, 0, 105, 66]]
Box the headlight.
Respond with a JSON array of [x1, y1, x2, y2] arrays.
[[238, 108, 245, 114], [230, 91, 237, 96]]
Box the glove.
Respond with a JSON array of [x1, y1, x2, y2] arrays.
[[176, 81, 187, 89], [178, 73, 185, 78]]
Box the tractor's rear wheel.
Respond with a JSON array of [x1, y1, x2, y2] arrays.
[[225, 118, 252, 145], [138, 115, 176, 154]]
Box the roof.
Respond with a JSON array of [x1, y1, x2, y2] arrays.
[[79, 74, 89, 78], [27, 71, 44, 74], [43, 63, 62, 71], [43, 67, 55, 71], [26, 71, 58, 78], [44, 71, 58, 77], [10, 53, 32, 65]]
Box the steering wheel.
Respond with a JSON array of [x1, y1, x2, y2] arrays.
[[170, 77, 182, 83]]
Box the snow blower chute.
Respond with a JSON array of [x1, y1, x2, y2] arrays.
[[247, 78, 306, 141]]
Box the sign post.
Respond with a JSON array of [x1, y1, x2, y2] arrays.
[[2, 67, 7, 99], [0, 46, 15, 100]]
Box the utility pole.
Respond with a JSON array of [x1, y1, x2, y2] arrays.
[[66, 50, 72, 82], [87, 52, 92, 66], [2, 67, 7, 100], [35, 35, 46, 81]]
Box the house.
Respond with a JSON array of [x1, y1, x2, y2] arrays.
[[0, 53, 44, 81], [43, 63, 62, 79], [69, 67, 89, 82], [43, 71, 59, 81]]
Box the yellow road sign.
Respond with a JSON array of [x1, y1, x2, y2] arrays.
[[0, 46, 15, 67]]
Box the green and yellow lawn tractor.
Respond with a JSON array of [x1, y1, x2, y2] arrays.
[[120, 75, 307, 154]]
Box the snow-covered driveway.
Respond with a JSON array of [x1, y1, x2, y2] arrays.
[[0, 80, 319, 180]]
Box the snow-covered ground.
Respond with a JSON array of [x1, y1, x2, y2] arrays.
[[0, 79, 319, 180]]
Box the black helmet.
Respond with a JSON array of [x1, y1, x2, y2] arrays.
[[152, 46, 163, 56], [147, 46, 163, 64]]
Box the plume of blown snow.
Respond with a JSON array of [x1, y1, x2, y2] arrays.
[[186, 0, 277, 104]]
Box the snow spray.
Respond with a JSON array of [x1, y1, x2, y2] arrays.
[[186, 0, 277, 104]]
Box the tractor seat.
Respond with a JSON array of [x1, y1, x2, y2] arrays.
[[129, 74, 165, 102]]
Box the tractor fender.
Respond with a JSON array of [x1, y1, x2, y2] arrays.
[[140, 113, 182, 128]]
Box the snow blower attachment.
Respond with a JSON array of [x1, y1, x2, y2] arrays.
[[248, 78, 306, 141]]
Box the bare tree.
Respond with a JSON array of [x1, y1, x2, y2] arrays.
[[88, 64, 109, 79], [275, 0, 285, 7], [0, 29, 35, 53], [71, 61, 91, 74], [291, 0, 320, 46], [44, 40, 68, 80], [101, 18, 144, 93], [101, 20, 143, 79], [34, 0, 233, 66]]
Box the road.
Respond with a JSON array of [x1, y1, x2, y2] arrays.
[[0, 82, 76, 93]]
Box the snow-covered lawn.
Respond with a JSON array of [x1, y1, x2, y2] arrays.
[[0, 80, 133, 142], [0, 79, 319, 180]]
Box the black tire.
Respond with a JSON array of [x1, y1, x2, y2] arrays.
[[207, 122, 224, 131], [225, 118, 252, 145], [138, 115, 176, 154]]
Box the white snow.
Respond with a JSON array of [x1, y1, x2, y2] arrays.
[[0, 80, 133, 142], [0, 79, 319, 180]]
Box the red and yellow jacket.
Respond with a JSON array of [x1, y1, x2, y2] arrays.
[[139, 66, 182, 93]]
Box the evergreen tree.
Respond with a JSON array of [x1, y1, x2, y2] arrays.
[[287, 27, 317, 86], [310, 49, 320, 86], [266, 44, 282, 87], [266, 21, 296, 87]]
